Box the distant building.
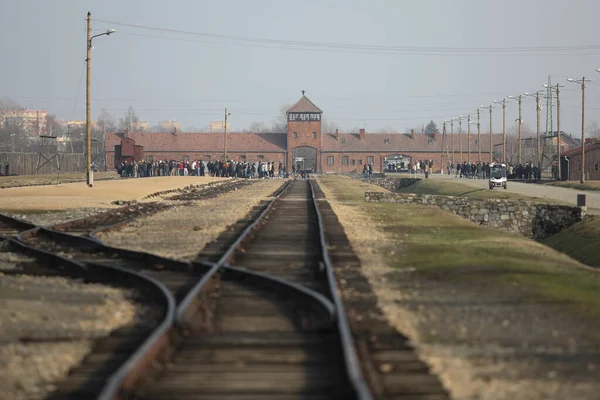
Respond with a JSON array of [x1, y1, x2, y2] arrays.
[[210, 120, 230, 133], [0, 109, 48, 136], [160, 120, 180, 132], [562, 139, 600, 181], [105, 92, 497, 173]]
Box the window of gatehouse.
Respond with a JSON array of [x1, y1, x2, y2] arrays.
[[240, 155, 246, 160], [258, 155, 264, 160], [328, 156, 334, 165], [146, 156, 153, 162], [184, 156, 189, 163], [351, 159, 356, 166], [342, 156, 349, 165], [204, 155, 211, 160], [293, 132, 298, 139], [368, 156, 374, 164], [359, 159, 363, 165], [341, 139, 347, 144], [384, 138, 390, 144], [595, 163, 599, 172], [312, 132, 317, 139]]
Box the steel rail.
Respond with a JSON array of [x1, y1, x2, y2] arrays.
[[0, 212, 38, 232], [309, 178, 374, 400], [2, 234, 175, 399], [175, 179, 293, 325], [195, 260, 337, 325], [15, 224, 185, 400]]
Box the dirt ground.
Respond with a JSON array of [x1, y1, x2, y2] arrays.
[[0, 176, 227, 211]]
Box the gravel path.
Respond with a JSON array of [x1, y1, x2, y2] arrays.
[[97, 179, 286, 260], [317, 176, 600, 400], [0, 271, 147, 400], [429, 173, 600, 214]]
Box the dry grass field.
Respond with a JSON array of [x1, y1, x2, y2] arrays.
[[0, 176, 227, 212]]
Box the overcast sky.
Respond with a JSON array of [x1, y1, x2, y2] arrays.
[[2, 0, 600, 135]]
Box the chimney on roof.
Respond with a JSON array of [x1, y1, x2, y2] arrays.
[[335, 128, 339, 140], [359, 128, 366, 140], [410, 129, 415, 140]]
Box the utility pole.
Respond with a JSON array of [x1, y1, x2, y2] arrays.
[[536, 92, 541, 170], [556, 84, 561, 180], [467, 114, 471, 163], [582, 78, 586, 183], [518, 95, 522, 164], [85, 13, 114, 187], [494, 99, 507, 162], [526, 91, 543, 171], [459, 116, 463, 163], [567, 77, 590, 183], [509, 95, 523, 164], [476, 109, 481, 162], [224, 108, 230, 159], [86, 12, 92, 187], [451, 118, 454, 163], [442, 121, 447, 172]]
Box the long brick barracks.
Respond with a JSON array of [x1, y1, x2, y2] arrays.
[[106, 93, 497, 173]]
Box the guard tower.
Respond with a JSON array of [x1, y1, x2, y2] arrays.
[[36, 135, 60, 174], [286, 91, 323, 173]]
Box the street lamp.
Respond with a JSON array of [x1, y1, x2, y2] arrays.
[[450, 118, 455, 163], [566, 77, 590, 183], [457, 115, 467, 163], [86, 12, 115, 187], [543, 83, 563, 180], [493, 99, 507, 162], [481, 105, 493, 163], [508, 95, 523, 164], [524, 91, 543, 172], [224, 108, 231, 159]]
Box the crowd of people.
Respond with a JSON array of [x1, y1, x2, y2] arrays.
[[116, 159, 287, 179], [446, 161, 541, 180]]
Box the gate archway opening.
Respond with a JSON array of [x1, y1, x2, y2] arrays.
[[384, 154, 412, 173], [292, 146, 317, 173]]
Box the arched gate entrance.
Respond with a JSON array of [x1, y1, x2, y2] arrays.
[[292, 146, 317, 173]]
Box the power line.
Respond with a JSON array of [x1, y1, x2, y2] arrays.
[[95, 18, 600, 56]]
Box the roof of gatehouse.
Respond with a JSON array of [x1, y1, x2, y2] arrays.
[[287, 91, 323, 114]]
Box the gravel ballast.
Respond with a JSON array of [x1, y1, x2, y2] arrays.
[[97, 179, 286, 260], [0, 273, 145, 400]]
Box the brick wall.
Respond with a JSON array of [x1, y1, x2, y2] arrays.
[[320, 151, 490, 173], [287, 120, 321, 170]]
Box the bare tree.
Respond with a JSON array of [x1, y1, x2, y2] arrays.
[[587, 120, 600, 138], [118, 106, 139, 132], [97, 109, 117, 133], [246, 121, 270, 133], [46, 114, 64, 137]]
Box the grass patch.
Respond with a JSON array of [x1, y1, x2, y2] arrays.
[[395, 178, 566, 204], [320, 175, 600, 329], [545, 181, 600, 191], [543, 215, 600, 268]]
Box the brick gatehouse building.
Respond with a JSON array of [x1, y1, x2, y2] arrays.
[[105, 93, 497, 173]]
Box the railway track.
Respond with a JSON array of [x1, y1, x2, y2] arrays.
[[96, 178, 372, 399], [8, 179, 253, 399]]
